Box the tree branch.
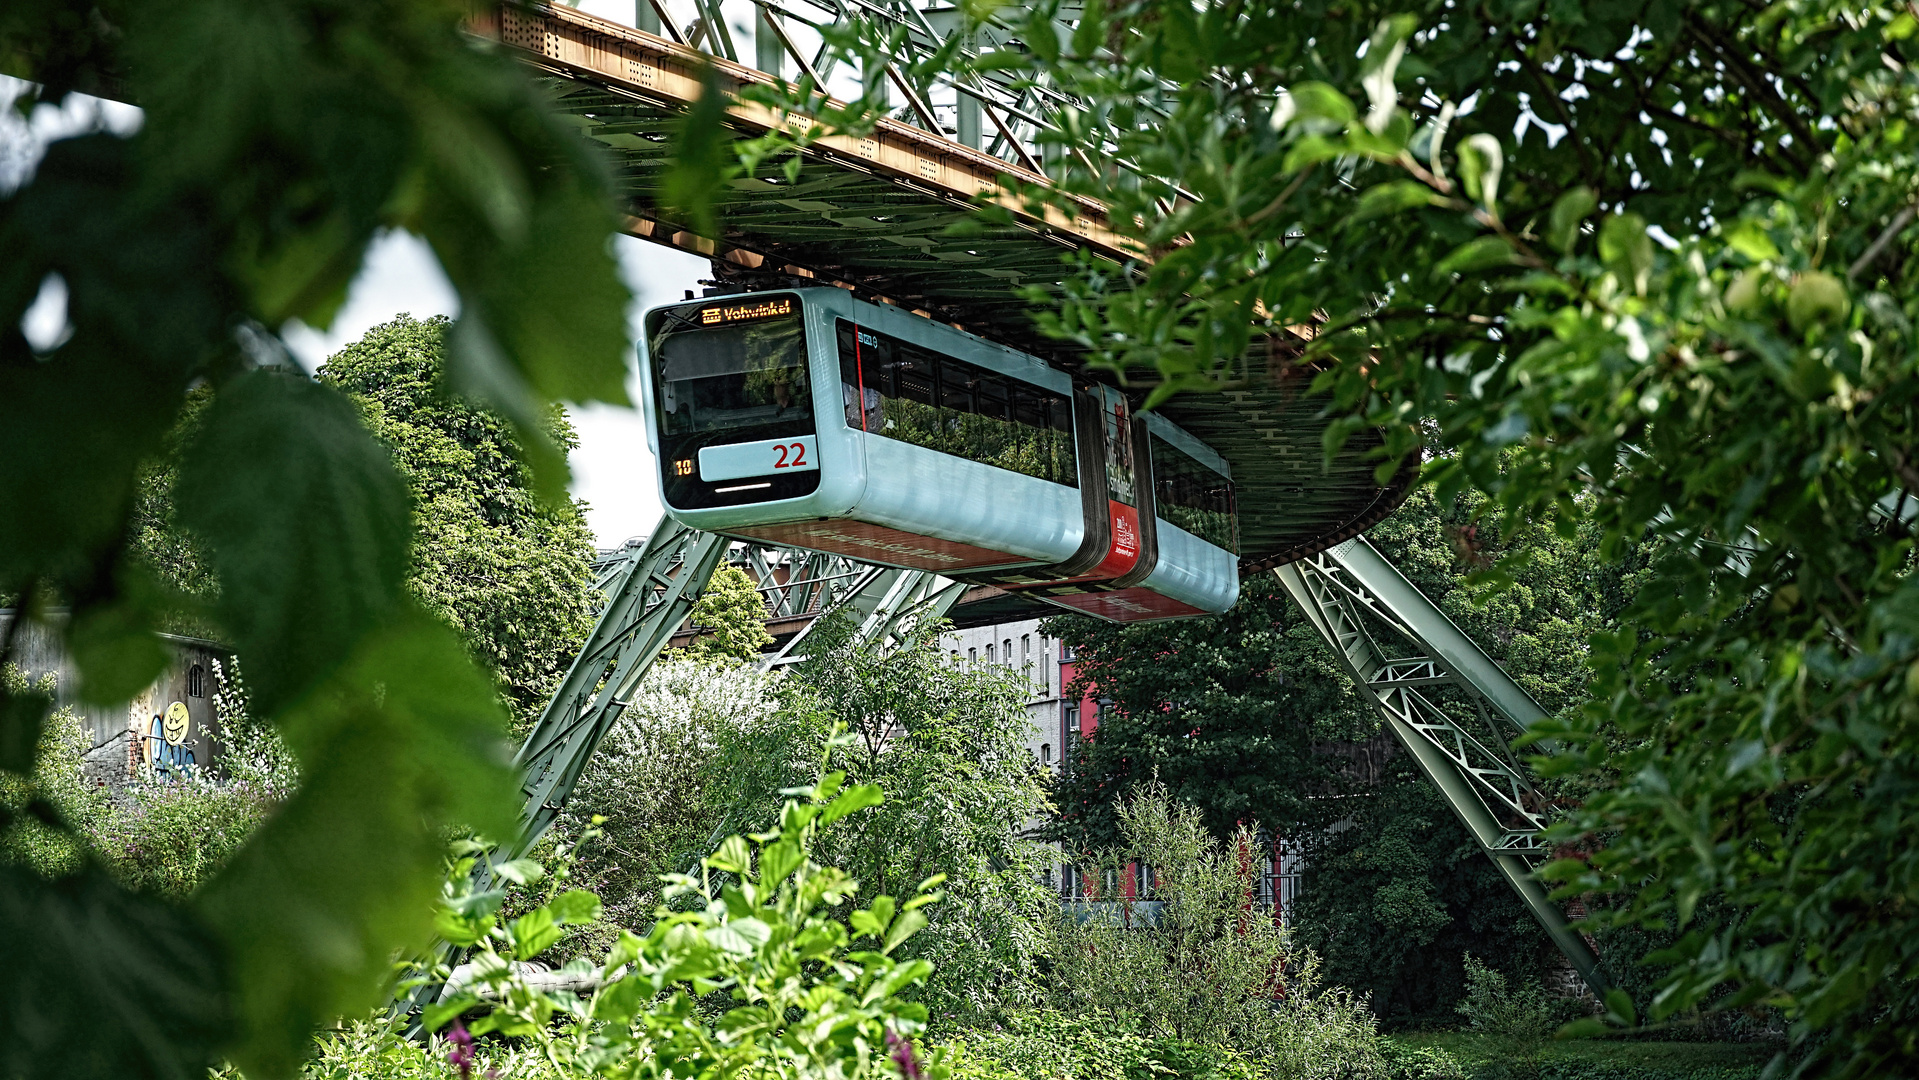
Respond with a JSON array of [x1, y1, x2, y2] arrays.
[[1848, 204, 1916, 281]]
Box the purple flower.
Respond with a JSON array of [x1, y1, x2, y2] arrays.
[[886, 1028, 923, 1080], [446, 1019, 476, 1079]]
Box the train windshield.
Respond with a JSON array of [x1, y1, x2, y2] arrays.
[[652, 299, 813, 442], [1151, 433, 1238, 553]]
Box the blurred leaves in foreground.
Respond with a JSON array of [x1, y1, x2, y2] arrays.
[[0, 0, 631, 1075]]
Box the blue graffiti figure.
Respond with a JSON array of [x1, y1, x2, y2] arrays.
[[146, 701, 197, 778]]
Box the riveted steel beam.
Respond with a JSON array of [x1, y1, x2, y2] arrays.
[[512, 517, 729, 856]]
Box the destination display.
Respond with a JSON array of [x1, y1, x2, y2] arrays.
[[699, 297, 795, 326]]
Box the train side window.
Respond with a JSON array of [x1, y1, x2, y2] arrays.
[[976, 373, 1010, 422], [838, 320, 1076, 488], [1150, 433, 1239, 553], [938, 356, 975, 415]]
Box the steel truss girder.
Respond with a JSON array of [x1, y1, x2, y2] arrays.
[[1275, 536, 1607, 995], [513, 518, 729, 856], [510, 516, 961, 857]]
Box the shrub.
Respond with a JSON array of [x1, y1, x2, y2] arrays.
[[1045, 783, 1387, 1079], [416, 765, 944, 1080], [91, 777, 277, 900], [1377, 1041, 1469, 1080], [947, 1011, 1261, 1080], [0, 666, 107, 879], [1456, 954, 1556, 1042], [561, 658, 800, 931]]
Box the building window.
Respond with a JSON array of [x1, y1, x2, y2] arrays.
[[1041, 742, 1052, 766], [1063, 702, 1079, 747], [1061, 642, 1076, 662], [186, 663, 206, 698], [1041, 638, 1051, 694], [985, 643, 995, 664], [1003, 638, 1013, 666], [968, 647, 977, 665]]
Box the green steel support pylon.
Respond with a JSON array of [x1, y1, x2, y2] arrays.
[[510, 516, 964, 859], [1275, 535, 1607, 996], [512, 517, 730, 858]]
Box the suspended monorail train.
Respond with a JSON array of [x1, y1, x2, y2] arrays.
[[638, 288, 1240, 622]]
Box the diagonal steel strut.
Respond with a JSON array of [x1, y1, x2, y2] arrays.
[[512, 517, 729, 857], [1275, 535, 1607, 995], [509, 515, 962, 858]]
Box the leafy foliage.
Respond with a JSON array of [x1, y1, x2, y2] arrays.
[[422, 768, 946, 1080], [945, 1012, 1262, 1080], [684, 566, 775, 666], [563, 658, 802, 932], [0, 0, 632, 1070], [319, 315, 601, 731], [788, 615, 1058, 1023], [1043, 784, 1387, 1080], [900, 3, 1919, 1071], [1455, 954, 1558, 1043], [1381, 1032, 1774, 1080], [1046, 486, 1615, 1017]]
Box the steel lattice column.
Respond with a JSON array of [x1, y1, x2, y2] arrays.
[[1275, 536, 1606, 995], [511, 516, 964, 857], [512, 517, 729, 857]]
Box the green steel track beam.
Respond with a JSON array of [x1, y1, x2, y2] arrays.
[[1274, 536, 1607, 996], [512, 517, 729, 858]]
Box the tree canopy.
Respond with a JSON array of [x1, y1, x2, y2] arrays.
[[941, 2, 1919, 1071], [318, 315, 601, 732]]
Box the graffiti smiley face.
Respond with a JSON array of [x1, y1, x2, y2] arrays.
[[163, 701, 190, 746]]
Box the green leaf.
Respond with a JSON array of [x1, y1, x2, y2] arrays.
[[433, 906, 492, 948], [1599, 213, 1655, 295], [820, 782, 884, 825], [1347, 179, 1437, 225], [1287, 82, 1355, 126], [1434, 236, 1516, 277], [175, 370, 409, 720], [1603, 988, 1638, 1026], [422, 994, 481, 1034], [707, 835, 753, 875], [658, 63, 733, 242], [758, 838, 802, 888], [193, 615, 515, 1078], [1456, 134, 1503, 212], [1724, 221, 1781, 263], [510, 907, 562, 960], [494, 859, 546, 887], [881, 908, 928, 954], [548, 889, 603, 926], [1557, 1018, 1610, 1039], [0, 865, 230, 1080], [1547, 186, 1597, 252]]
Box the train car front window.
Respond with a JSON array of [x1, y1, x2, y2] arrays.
[[650, 299, 820, 508], [837, 320, 1076, 487], [654, 310, 811, 438], [1150, 433, 1238, 553]]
